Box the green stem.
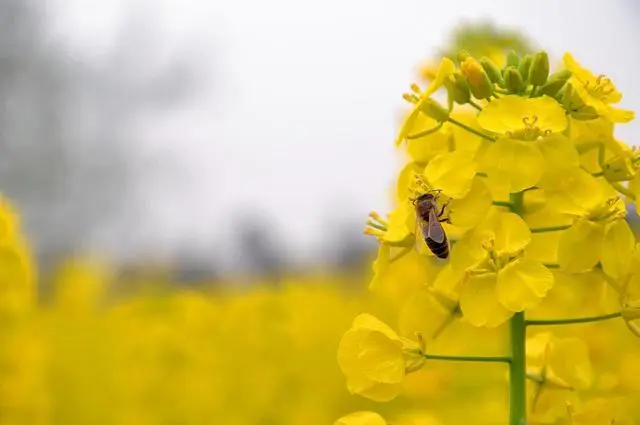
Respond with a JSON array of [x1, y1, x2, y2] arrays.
[[492, 201, 513, 208], [448, 117, 497, 141], [509, 312, 527, 425], [529, 86, 537, 98], [407, 123, 443, 139], [530, 225, 572, 233], [526, 311, 621, 326], [424, 353, 511, 363], [508, 193, 527, 425], [468, 100, 483, 111]]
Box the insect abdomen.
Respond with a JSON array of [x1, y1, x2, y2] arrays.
[[426, 237, 449, 259]]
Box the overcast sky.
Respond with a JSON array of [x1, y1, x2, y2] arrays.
[[46, 0, 640, 265]]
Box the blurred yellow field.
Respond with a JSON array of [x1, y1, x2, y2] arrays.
[[1, 19, 640, 425]]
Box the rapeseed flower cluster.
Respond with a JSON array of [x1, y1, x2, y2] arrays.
[[343, 43, 639, 425]]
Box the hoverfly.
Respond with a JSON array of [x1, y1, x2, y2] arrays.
[[412, 190, 450, 260]]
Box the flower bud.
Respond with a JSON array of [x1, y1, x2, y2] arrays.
[[457, 50, 471, 63], [419, 98, 450, 122], [518, 54, 533, 84], [480, 57, 503, 84], [446, 73, 471, 104], [503, 66, 524, 93], [529, 51, 550, 86], [506, 50, 520, 67], [461, 57, 493, 99], [571, 105, 599, 121], [603, 155, 635, 182], [537, 69, 571, 97]]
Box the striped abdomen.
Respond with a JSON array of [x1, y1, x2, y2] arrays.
[[426, 237, 449, 259]]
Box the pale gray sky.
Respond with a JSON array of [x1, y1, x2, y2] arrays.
[[47, 0, 640, 265]]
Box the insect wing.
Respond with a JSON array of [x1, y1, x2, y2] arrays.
[[426, 206, 446, 243], [413, 215, 431, 255]]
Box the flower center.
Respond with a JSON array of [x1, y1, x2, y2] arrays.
[[587, 196, 626, 223], [583, 74, 615, 100], [467, 238, 521, 275], [506, 114, 552, 141]]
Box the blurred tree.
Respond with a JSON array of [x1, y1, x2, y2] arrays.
[[0, 1, 208, 270], [234, 212, 285, 282]]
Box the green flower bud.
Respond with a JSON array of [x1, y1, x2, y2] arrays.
[[518, 54, 533, 84], [503, 66, 524, 93], [529, 51, 550, 86], [537, 69, 572, 97], [457, 50, 471, 63], [506, 50, 520, 67], [480, 57, 503, 85], [419, 98, 450, 122], [461, 57, 493, 99], [446, 73, 471, 105], [571, 105, 599, 120]]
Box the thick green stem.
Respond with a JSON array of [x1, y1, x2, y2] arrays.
[[526, 311, 621, 326], [424, 353, 511, 363], [509, 192, 527, 425], [509, 312, 527, 425]]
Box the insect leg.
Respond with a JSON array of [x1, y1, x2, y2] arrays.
[[437, 200, 450, 218]]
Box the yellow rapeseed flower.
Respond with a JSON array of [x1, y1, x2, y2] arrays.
[[396, 58, 455, 146], [563, 52, 634, 123], [526, 332, 593, 422], [337, 314, 425, 402], [452, 211, 554, 327], [478, 95, 576, 192]]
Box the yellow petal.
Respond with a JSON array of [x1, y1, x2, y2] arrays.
[[526, 332, 552, 371], [448, 177, 492, 228], [396, 162, 425, 202], [424, 150, 477, 199], [406, 125, 451, 164], [563, 52, 594, 85], [449, 233, 488, 272], [496, 259, 554, 312], [346, 375, 402, 402], [352, 313, 401, 341], [549, 336, 593, 390], [432, 262, 465, 296], [481, 138, 544, 193], [359, 332, 405, 383], [449, 110, 489, 154], [459, 273, 513, 327], [335, 412, 387, 425], [601, 219, 634, 279], [524, 232, 561, 264], [478, 95, 528, 134], [383, 202, 415, 245], [398, 288, 457, 342], [370, 249, 440, 307], [492, 212, 532, 255], [539, 168, 602, 215], [477, 95, 567, 135], [423, 57, 456, 98], [601, 105, 634, 123], [558, 219, 604, 272], [536, 134, 579, 170]]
